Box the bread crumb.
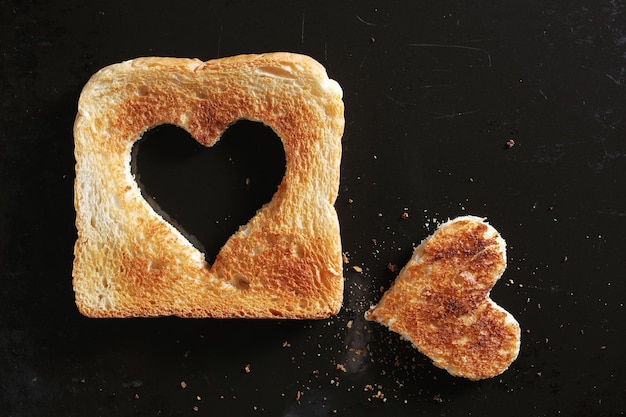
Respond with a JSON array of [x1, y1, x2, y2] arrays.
[[193, 406, 199, 412], [353, 265, 363, 273], [387, 263, 398, 273], [244, 364, 251, 373], [505, 139, 515, 148], [373, 390, 385, 400], [180, 381, 187, 389], [336, 363, 347, 372], [400, 212, 409, 219], [282, 341, 291, 348], [347, 198, 354, 204], [346, 320, 353, 329], [134, 393, 140, 399]]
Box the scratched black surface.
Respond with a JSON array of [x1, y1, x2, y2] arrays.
[[1, 1, 625, 416]]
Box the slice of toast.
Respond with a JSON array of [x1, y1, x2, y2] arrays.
[[73, 53, 345, 319], [365, 216, 520, 380]]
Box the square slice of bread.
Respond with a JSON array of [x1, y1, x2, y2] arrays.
[[73, 53, 344, 319]]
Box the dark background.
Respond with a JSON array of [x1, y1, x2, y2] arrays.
[[2, 1, 625, 416]]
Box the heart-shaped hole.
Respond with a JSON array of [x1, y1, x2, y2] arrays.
[[131, 120, 286, 264]]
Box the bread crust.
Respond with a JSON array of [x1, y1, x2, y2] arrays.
[[73, 53, 344, 319], [365, 216, 520, 380]]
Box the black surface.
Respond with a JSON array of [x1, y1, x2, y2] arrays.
[[1, 1, 625, 416]]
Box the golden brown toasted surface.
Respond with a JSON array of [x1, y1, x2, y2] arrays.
[[365, 216, 520, 380], [73, 53, 344, 319]]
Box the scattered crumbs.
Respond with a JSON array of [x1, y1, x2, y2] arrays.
[[219, 395, 225, 400], [370, 36, 376, 43], [134, 393, 140, 400], [196, 395, 201, 401], [387, 262, 398, 273], [347, 320, 353, 329], [371, 238, 377, 244], [296, 390, 303, 403], [536, 372, 542, 377], [349, 347, 364, 356], [378, 212, 383, 217], [180, 381, 187, 389], [400, 212, 409, 219], [379, 285, 385, 293], [600, 345, 607, 350], [469, 177, 474, 183], [253, 406, 258, 411], [537, 303, 541, 309], [373, 390, 386, 401], [433, 393, 443, 403], [244, 364, 251, 373], [80, 378, 86, 383], [193, 406, 199, 412], [347, 198, 354, 204], [336, 363, 347, 372], [561, 256, 569, 263], [342, 252, 349, 264], [505, 139, 515, 149], [245, 177, 251, 185], [283, 341, 292, 348], [353, 265, 363, 273], [312, 369, 320, 376]]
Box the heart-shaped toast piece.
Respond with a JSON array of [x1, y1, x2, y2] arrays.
[[73, 53, 344, 319], [365, 216, 520, 380]]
